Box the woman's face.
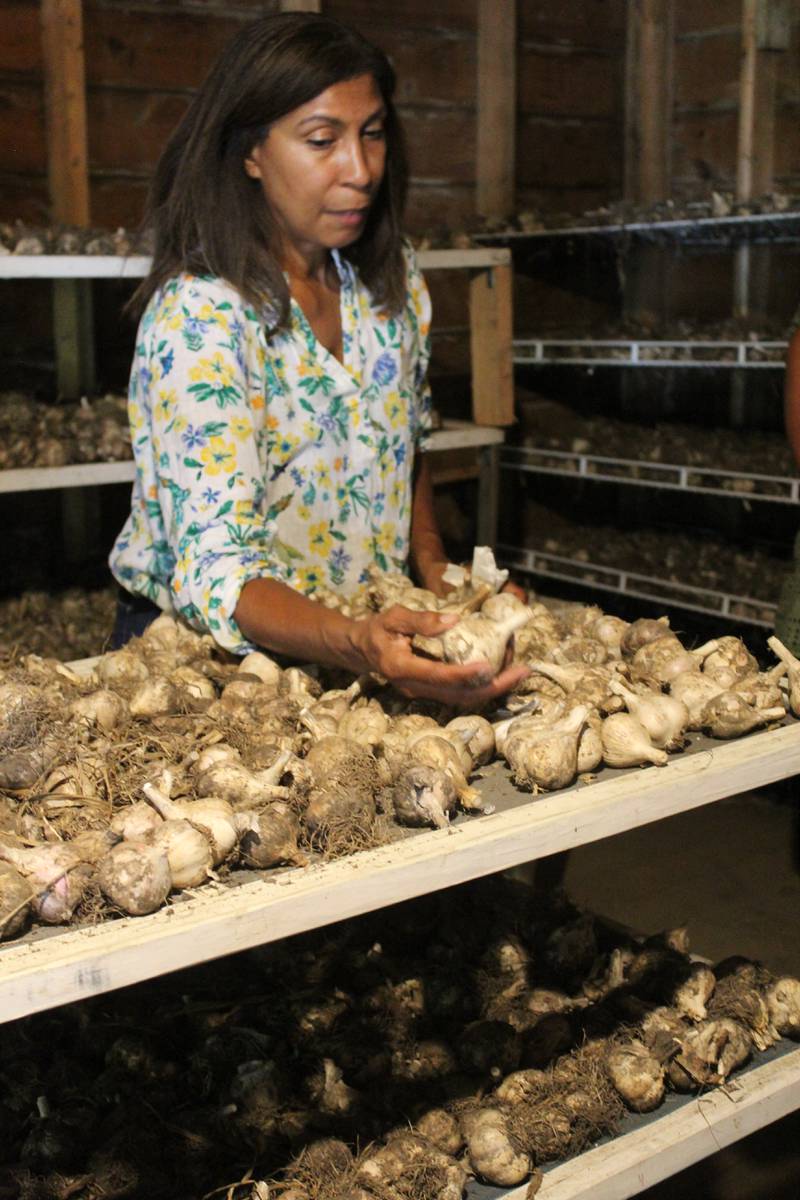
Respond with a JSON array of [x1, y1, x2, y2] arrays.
[[244, 73, 387, 264]]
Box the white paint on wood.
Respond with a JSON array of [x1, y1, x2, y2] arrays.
[[0, 249, 510, 279]]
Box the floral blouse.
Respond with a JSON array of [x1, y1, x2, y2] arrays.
[[109, 245, 433, 653]]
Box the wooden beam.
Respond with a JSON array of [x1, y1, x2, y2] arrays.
[[278, 0, 322, 11], [40, 0, 89, 225], [476, 0, 517, 219], [470, 263, 514, 426], [624, 1, 674, 205]]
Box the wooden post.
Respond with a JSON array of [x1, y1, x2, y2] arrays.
[[476, 0, 517, 219], [41, 0, 89, 226], [470, 264, 514, 427], [622, 1, 674, 345], [40, 0, 95, 400], [732, 0, 787, 423], [624, 0, 674, 206]]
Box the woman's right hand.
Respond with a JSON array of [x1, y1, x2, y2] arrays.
[[350, 605, 529, 708]]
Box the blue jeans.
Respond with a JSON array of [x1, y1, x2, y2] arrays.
[[110, 588, 160, 649]]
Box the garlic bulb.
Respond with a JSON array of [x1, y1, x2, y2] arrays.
[[734, 664, 787, 711], [620, 616, 671, 659], [605, 1040, 665, 1111], [150, 819, 213, 889], [413, 607, 533, 684], [406, 732, 482, 809], [283, 666, 321, 706], [504, 706, 588, 792], [129, 676, 180, 718], [460, 1107, 532, 1187], [609, 679, 688, 750], [235, 802, 307, 869], [588, 613, 629, 658], [632, 636, 718, 686], [492, 700, 564, 757], [668, 670, 726, 729], [111, 800, 164, 842], [96, 840, 172, 915], [0, 861, 32, 937], [577, 714, 603, 773], [480, 592, 531, 623], [672, 962, 716, 1021], [550, 635, 607, 666], [140, 612, 181, 651], [391, 765, 457, 829], [195, 757, 290, 807], [143, 782, 238, 865], [702, 636, 758, 686], [337, 699, 390, 748], [171, 665, 216, 708], [237, 651, 283, 689], [193, 743, 241, 774], [95, 649, 149, 690], [70, 689, 128, 731], [600, 713, 668, 768], [767, 635, 800, 715], [0, 840, 93, 924], [700, 692, 785, 739], [445, 715, 495, 766], [764, 977, 800, 1039]]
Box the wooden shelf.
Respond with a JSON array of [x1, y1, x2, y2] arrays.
[[513, 337, 787, 369], [495, 1043, 800, 1200], [2, 718, 798, 1024], [0, 422, 503, 495], [0, 247, 510, 279]]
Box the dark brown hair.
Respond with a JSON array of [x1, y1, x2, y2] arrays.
[[130, 13, 408, 325]]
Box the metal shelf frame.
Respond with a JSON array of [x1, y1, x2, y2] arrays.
[[475, 209, 800, 246], [500, 544, 777, 627], [513, 337, 787, 368], [502, 445, 800, 505]]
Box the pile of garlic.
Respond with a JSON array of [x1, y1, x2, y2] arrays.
[[0, 391, 130, 470], [0, 575, 794, 938]]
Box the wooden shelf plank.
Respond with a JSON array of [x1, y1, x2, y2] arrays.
[[0, 424, 503, 494], [1, 720, 798, 1023], [0, 248, 511, 279]]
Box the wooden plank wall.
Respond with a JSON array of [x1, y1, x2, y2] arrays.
[[673, 1, 800, 200], [0, 0, 627, 235]]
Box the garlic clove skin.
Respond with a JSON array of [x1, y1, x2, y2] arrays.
[[600, 713, 668, 768], [480, 592, 531, 624], [150, 819, 213, 889], [405, 732, 482, 809], [96, 840, 172, 915]]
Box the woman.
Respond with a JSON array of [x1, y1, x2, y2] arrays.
[[110, 12, 527, 706]]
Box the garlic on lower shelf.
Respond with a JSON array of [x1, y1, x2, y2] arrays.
[[600, 712, 668, 768]]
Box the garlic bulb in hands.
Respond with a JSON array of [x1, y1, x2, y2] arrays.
[[413, 607, 533, 685]]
